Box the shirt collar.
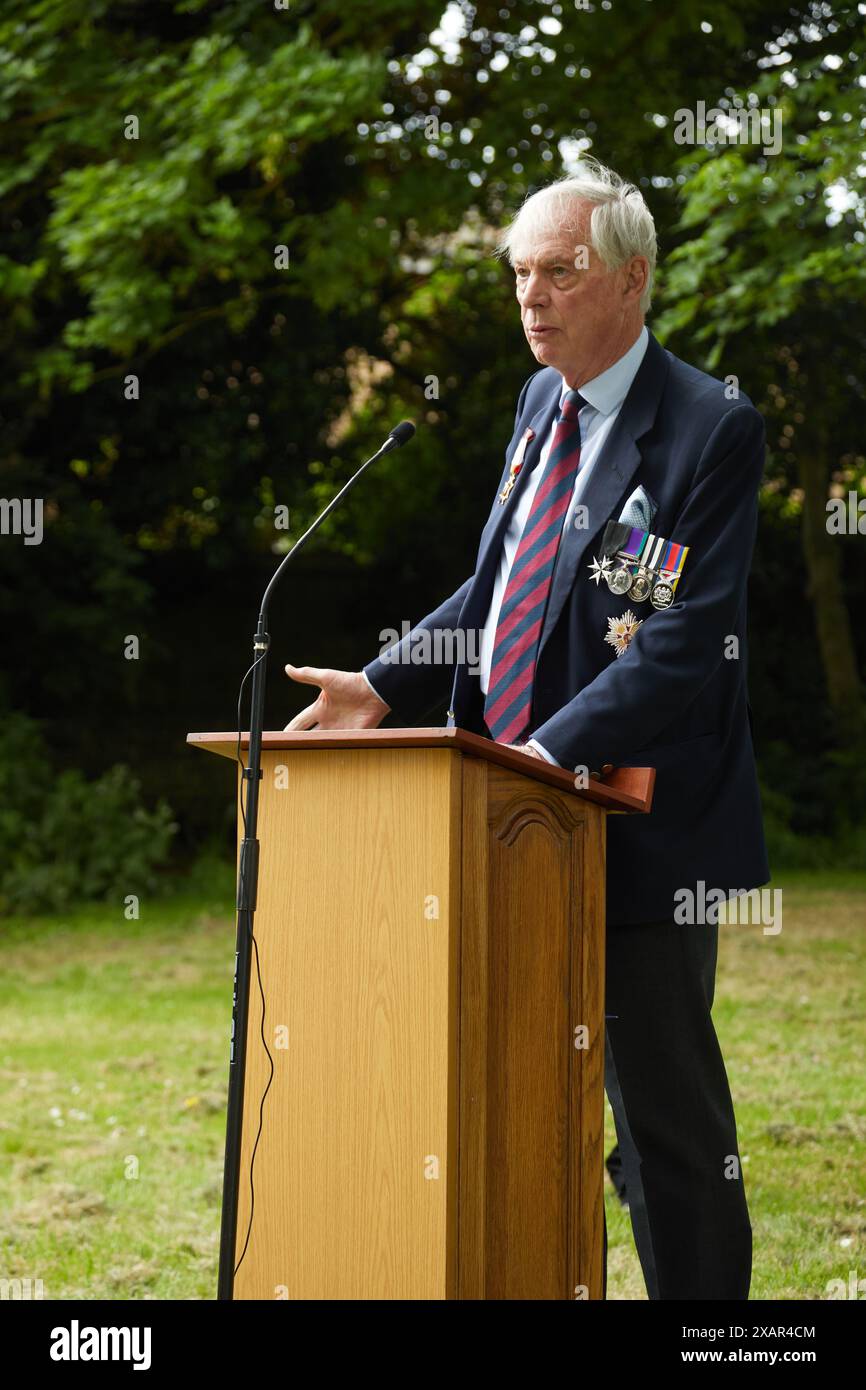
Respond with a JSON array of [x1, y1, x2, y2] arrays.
[[558, 325, 649, 417]]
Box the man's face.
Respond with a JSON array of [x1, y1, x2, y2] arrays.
[[512, 206, 640, 385]]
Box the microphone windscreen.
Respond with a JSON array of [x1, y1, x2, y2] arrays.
[[388, 420, 416, 448]]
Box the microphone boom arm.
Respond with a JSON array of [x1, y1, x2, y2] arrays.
[[217, 421, 414, 1299]]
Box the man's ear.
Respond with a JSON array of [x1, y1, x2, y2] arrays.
[[624, 255, 648, 301]]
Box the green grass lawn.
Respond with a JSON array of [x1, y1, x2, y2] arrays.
[[1, 866, 864, 1300], [0, 862, 236, 1300], [604, 870, 866, 1300]]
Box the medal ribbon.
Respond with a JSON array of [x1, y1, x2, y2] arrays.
[[617, 529, 689, 592]]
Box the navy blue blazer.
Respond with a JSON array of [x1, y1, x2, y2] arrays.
[[364, 330, 770, 926]]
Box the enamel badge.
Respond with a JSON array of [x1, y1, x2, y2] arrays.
[[498, 427, 535, 504]]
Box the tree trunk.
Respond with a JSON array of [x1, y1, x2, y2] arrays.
[[797, 446, 864, 740]]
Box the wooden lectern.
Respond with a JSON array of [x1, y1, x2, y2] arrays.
[[188, 728, 654, 1301]]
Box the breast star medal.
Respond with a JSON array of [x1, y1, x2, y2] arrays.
[[498, 427, 535, 504], [604, 608, 642, 658]]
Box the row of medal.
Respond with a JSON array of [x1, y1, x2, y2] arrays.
[[589, 525, 689, 611]]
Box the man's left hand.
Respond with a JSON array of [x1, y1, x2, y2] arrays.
[[504, 742, 543, 758]]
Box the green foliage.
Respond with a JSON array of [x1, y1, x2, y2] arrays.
[[762, 782, 866, 872], [655, 41, 866, 359], [0, 714, 177, 916]]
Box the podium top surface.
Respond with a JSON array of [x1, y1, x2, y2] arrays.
[[186, 727, 654, 814]]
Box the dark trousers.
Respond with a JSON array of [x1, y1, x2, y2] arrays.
[[602, 917, 752, 1300]]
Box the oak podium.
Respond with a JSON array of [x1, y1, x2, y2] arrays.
[[188, 727, 654, 1301]]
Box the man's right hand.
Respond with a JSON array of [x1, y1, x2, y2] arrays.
[[283, 664, 391, 731]]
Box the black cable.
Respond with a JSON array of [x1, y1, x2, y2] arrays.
[[235, 650, 267, 834], [233, 925, 275, 1276], [231, 646, 275, 1278]]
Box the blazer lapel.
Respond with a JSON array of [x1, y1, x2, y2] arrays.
[[537, 332, 671, 654], [471, 383, 561, 595]]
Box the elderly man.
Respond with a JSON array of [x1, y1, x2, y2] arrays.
[[285, 158, 769, 1300]]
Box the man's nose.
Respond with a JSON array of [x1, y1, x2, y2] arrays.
[[519, 271, 548, 307]]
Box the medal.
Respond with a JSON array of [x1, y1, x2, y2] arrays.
[[628, 568, 652, 603], [597, 520, 634, 593], [498, 427, 535, 504], [648, 538, 689, 608], [607, 527, 649, 600], [626, 533, 665, 603], [594, 515, 691, 610], [650, 579, 675, 609], [607, 561, 633, 596], [587, 554, 613, 586], [604, 608, 642, 658]]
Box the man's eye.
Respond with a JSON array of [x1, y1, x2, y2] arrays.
[[552, 265, 568, 276]]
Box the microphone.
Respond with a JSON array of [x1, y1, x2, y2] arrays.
[[383, 419, 416, 452], [218, 418, 417, 1298]]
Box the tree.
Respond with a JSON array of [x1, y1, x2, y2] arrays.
[[654, 14, 866, 740]]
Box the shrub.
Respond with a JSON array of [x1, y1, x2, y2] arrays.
[[0, 713, 176, 916]]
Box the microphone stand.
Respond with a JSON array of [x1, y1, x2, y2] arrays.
[[217, 424, 413, 1299]]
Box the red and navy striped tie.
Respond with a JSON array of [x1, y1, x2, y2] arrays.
[[483, 389, 586, 745]]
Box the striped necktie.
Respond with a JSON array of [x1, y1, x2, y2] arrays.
[[483, 388, 587, 745]]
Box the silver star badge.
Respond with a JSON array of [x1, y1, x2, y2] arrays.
[[588, 554, 613, 586]]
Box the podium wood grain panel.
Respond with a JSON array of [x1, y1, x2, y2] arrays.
[[233, 748, 460, 1300], [457, 764, 605, 1300]]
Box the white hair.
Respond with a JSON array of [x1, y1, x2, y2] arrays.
[[497, 157, 658, 315]]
